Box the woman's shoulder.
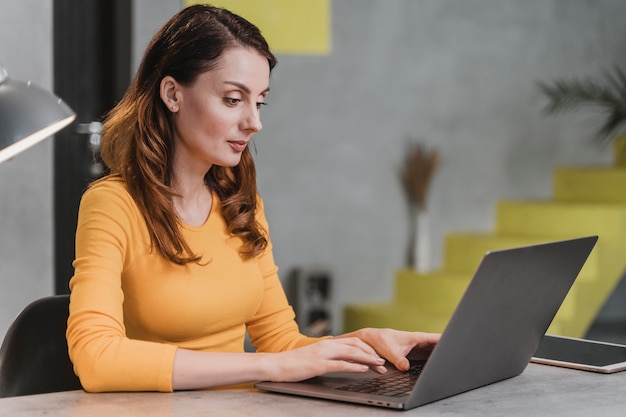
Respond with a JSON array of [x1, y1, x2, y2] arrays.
[[77, 176, 145, 233], [84, 175, 130, 197], [81, 175, 136, 210]]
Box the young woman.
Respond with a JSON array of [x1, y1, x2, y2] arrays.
[[66, 4, 439, 393]]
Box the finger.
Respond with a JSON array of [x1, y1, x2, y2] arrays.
[[321, 341, 385, 369], [326, 361, 370, 374], [417, 332, 441, 345], [370, 365, 388, 374], [390, 356, 410, 372], [336, 337, 382, 357], [374, 342, 410, 372], [332, 338, 385, 364]]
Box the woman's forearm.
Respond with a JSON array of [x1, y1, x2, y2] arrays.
[[172, 337, 387, 390], [172, 349, 272, 390]]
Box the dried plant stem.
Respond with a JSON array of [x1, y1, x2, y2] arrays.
[[401, 141, 439, 271]]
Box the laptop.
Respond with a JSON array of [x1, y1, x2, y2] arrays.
[[255, 235, 598, 410]]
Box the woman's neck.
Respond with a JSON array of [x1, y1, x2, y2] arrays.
[[171, 169, 213, 227]]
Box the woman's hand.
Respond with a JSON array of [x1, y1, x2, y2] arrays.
[[172, 330, 438, 390], [339, 328, 440, 372], [173, 337, 385, 390], [263, 337, 387, 382]]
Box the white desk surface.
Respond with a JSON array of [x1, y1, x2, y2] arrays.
[[1, 364, 625, 416]]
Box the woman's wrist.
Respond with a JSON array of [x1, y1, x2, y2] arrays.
[[256, 352, 279, 382]]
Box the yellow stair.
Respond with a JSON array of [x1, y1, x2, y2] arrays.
[[344, 162, 626, 338]]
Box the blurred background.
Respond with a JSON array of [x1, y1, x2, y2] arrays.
[[1, 0, 625, 339]]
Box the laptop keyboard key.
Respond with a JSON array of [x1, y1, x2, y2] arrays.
[[334, 362, 424, 397]]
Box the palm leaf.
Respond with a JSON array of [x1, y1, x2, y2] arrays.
[[538, 66, 626, 142]]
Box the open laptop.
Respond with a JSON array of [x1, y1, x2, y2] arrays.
[[255, 236, 598, 410]]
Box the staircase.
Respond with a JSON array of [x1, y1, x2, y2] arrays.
[[344, 148, 626, 338]]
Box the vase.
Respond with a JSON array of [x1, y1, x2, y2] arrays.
[[613, 135, 626, 167], [413, 209, 430, 273]]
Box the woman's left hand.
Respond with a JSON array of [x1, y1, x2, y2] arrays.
[[339, 328, 441, 372]]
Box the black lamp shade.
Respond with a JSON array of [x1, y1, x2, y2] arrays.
[[0, 66, 75, 164]]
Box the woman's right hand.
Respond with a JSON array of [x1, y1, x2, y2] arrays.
[[172, 338, 386, 390], [262, 337, 387, 382]]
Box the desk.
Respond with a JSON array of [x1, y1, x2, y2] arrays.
[[1, 364, 625, 416]]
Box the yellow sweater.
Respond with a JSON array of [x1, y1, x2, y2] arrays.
[[67, 177, 317, 392]]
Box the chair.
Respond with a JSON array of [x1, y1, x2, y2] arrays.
[[0, 294, 82, 397]]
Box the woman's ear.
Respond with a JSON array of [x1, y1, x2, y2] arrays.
[[160, 76, 180, 113]]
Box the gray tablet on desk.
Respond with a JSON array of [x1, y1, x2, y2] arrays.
[[531, 334, 626, 373]]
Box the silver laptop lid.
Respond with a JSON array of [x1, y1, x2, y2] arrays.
[[407, 235, 598, 408]]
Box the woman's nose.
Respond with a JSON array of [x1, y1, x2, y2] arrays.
[[242, 104, 262, 132]]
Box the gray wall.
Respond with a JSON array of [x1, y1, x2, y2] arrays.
[[2, 0, 626, 338], [257, 0, 626, 333], [0, 0, 54, 338]]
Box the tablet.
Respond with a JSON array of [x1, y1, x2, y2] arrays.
[[531, 334, 626, 373]]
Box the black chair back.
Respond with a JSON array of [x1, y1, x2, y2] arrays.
[[0, 294, 82, 397]]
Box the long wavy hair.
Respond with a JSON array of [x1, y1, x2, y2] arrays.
[[97, 4, 276, 265]]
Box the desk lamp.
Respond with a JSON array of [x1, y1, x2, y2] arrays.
[[0, 64, 75, 164]]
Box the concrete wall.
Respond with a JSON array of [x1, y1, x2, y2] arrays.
[[0, 0, 54, 339], [1, 0, 625, 338], [257, 0, 626, 333]]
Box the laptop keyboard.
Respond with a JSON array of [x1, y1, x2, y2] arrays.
[[334, 362, 425, 397]]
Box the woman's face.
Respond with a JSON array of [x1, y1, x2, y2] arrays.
[[162, 47, 270, 173]]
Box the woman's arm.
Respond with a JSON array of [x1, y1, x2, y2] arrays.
[[68, 181, 178, 392], [172, 337, 386, 390], [171, 329, 440, 390]]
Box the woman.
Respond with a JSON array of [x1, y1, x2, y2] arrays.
[[66, 4, 439, 393]]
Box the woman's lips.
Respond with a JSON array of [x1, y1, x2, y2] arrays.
[[228, 140, 248, 153]]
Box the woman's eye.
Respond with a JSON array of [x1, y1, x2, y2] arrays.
[[256, 102, 268, 110], [224, 97, 241, 106]]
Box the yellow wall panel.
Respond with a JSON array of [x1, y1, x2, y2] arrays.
[[184, 0, 331, 55]]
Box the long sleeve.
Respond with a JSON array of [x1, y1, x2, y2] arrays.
[[67, 179, 177, 392]]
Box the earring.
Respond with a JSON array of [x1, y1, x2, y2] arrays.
[[171, 105, 178, 112]]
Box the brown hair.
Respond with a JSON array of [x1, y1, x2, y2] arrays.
[[98, 4, 276, 265]]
